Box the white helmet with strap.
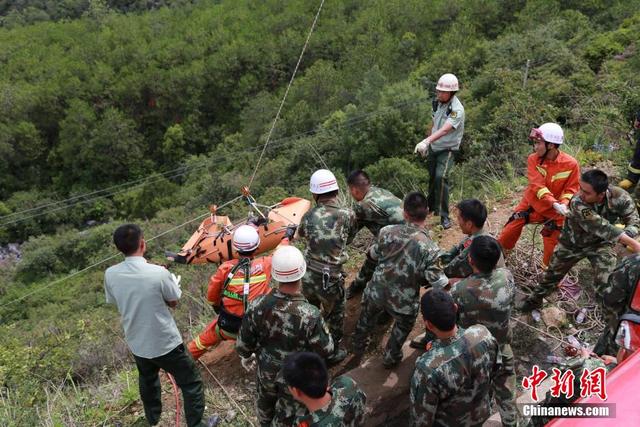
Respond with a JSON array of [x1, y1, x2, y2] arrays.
[[436, 73, 459, 92], [530, 122, 564, 145], [271, 246, 307, 283], [233, 225, 260, 252], [309, 169, 339, 194]]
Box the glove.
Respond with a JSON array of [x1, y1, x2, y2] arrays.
[[552, 202, 568, 216], [170, 273, 182, 288], [284, 225, 297, 240], [240, 355, 256, 372], [414, 138, 430, 156]]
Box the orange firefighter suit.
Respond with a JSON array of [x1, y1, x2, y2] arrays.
[[497, 151, 580, 266], [187, 240, 288, 359]]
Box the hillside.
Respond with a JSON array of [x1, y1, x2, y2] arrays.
[[2, 0, 640, 425]]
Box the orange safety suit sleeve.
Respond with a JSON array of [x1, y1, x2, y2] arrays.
[[207, 262, 233, 305], [526, 154, 558, 211], [558, 161, 580, 205]]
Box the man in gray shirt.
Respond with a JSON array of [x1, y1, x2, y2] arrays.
[[415, 73, 465, 230], [105, 224, 208, 427]]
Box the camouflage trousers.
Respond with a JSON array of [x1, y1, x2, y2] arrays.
[[350, 250, 377, 294], [302, 269, 346, 345], [494, 344, 517, 427], [593, 322, 618, 356], [255, 364, 305, 427], [593, 294, 623, 355], [530, 242, 617, 302], [352, 291, 416, 365]]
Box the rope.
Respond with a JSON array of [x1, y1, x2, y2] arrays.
[[1, 96, 427, 229], [166, 373, 181, 427], [510, 315, 576, 348], [247, 0, 326, 189], [0, 162, 206, 221], [198, 360, 255, 427], [0, 166, 208, 228], [0, 195, 243, 309]]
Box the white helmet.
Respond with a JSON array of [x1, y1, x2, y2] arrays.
[[530, 122, 564, 145], [271, 246, 307, 283], [309, 169, 339, 194], [233, 225, 260, 252], [436, 73, 459, 92]]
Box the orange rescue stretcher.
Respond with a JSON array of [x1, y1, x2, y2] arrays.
[[166, 193, 311, 265]]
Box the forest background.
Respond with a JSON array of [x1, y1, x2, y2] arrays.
[[2, 0, 640, 424]]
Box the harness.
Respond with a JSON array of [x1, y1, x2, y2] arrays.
[[218, 257, 253, 334], [307, 258, 345, 291], [506, 207, 533, 225]]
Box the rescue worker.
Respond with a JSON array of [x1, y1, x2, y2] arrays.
[[439, 198, 504, 279], [497, 123, 580, 267], [520, 169, 640, 313], [410, 199, 504, 350], [352, 191, 448, 369], [187, 225, 290, 359], [594, 253, 640, 355], [618, 110, 640, 190], [236, 246, 335, 427], [414, 73, 465, 229], [410, 289, 498, 427], [450, 236, 517, 427], [282, 352, 367, 427], [298, 169, 358, 364], [345, 169, 404, 300]]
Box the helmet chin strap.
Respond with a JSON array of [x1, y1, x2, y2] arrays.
[[539, 141, 553, 165]]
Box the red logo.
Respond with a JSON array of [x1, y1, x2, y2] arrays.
[[580, 366, 608, 401], [522, 365, 548, 401], [549, 368, 575, 399], [522, 365, 608, 401]]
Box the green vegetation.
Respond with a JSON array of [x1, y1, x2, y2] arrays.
[[2, 0, 640, 424]]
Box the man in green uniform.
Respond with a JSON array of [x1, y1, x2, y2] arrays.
[[450, 236, 517, 427], [411, 289, 498, 426], [410, 198, 503, 349], [594, 253, 640, 355], [439, 198, 504, 279], [351, 191, 448, 368], [521, 169, 640, 312], [299, 169, 358, 363], [282, 352, 367, 427], [345, 169, 404, 300], [236, 246, 335, 427], [415, 73, 465, 229]]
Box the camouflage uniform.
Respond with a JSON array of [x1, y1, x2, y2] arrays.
[[439, 229, 505, 278], [352, 223, 448, 366], [594, 254, 640, 355], [236, 290, 335, 427], [451, 268, 517, 427], [292, 375, 367, 427], [350, 186, 405, 293], [526, 186, 640, 306], [410, 325, 498, 427], [299, 198, 358, 346]]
